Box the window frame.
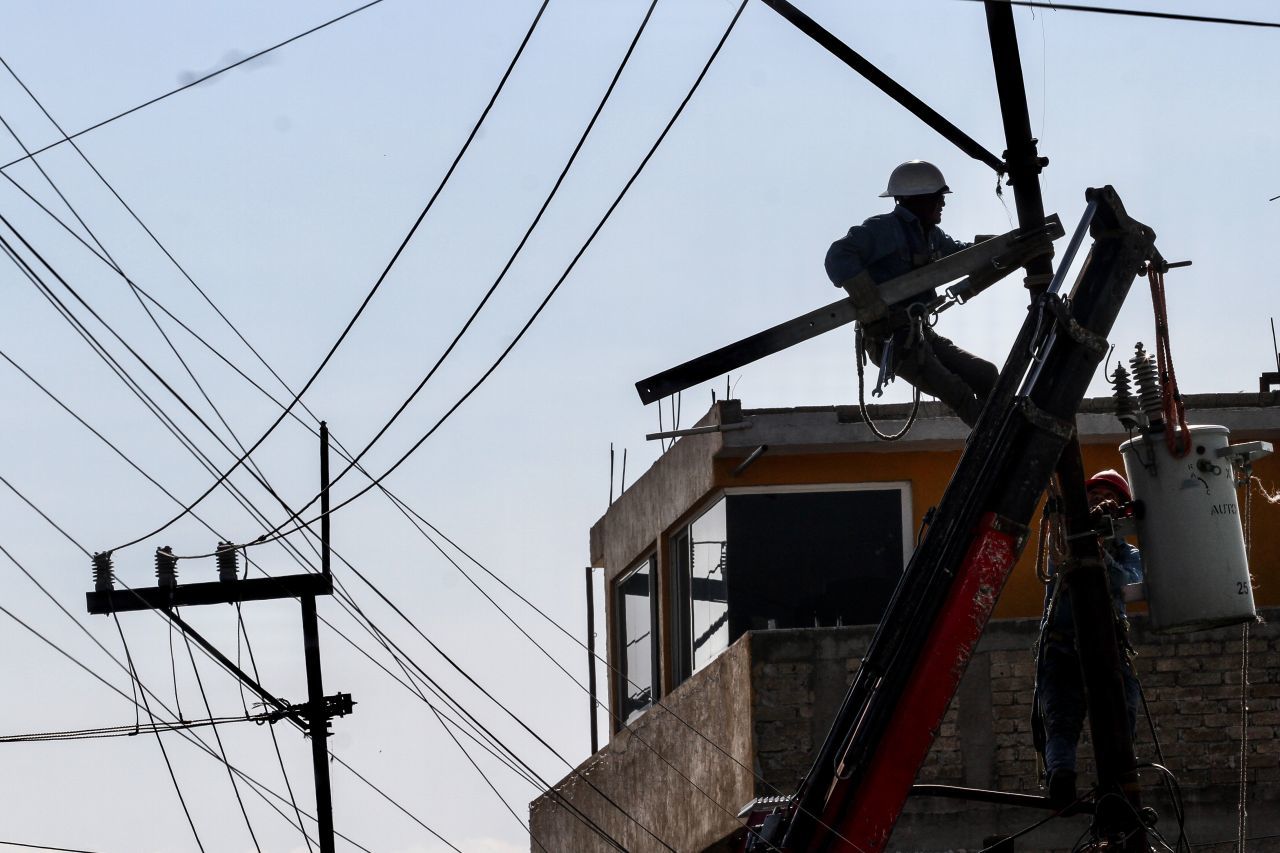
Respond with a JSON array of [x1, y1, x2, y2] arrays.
[[722, 481, 914, 568], [668, 496, 729, 685], [613, 551, 659, 727], [667, 481, 914, 685]]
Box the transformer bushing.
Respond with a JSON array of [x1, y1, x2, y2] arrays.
[[1129, 343, 1163, 427]]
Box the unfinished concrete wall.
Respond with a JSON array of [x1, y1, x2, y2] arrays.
[[749, 627, 869, 796], [897, 610, 1280, 851], [529, 633, 756, 853], [742, 613, 1280, 851], [531, 612, 1280, 852]]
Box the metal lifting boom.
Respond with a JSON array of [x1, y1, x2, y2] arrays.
[[735, 186, 1156, 852]]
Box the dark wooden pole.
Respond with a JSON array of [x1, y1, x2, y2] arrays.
[[984, 1, 1054, 298], [310, 421, 335, 853], [302, 594, 336, 853], [984, 6, 1145, 845], [320, 421, 331, 581], [1057, 447, 1147, 849]]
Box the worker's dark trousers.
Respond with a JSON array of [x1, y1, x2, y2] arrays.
[[864, 326, 998, 427], [1036, 635, 1140, 777]]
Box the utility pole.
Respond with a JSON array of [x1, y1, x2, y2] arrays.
[[983, 1, 1053, 298], [983, 3, 1147, 848], [87, 423, 352, 853]]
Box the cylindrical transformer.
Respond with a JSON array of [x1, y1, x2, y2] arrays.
[[1120, 424, 1256, 632]]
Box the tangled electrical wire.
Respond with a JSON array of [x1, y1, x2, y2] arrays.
[[0, 710, 278, 744]]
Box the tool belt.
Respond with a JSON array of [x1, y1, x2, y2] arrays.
[[861, 304, 916, 341], [843, 271, 937, 341], [862, 307, 931, 398]]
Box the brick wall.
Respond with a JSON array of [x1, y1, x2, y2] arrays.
[[749, 608, 1280, 852]]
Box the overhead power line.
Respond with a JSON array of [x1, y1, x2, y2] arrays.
[[153, 0, 657, 560], [958, 0, 1280, 29], [0, 0, 391, 172], [762, 0, 1003, 172], [2, 51, 778, 850], [427, 704, 552, 852], [0, 550, 336, 852], [0, 841, 101, 853], [0, 233, 338, 604], [105, 0, 551, 555], [0, 341, 534, 850], [1, 38, 762, 844], [286, 0, 665, 529], [0, 713, 276, 743], [0, 182, 683, 844], [111, 614, 208, 853], [0, 480, 449, 852], [0, 98, 309, 567], [240, 0, 751, 551], [0, 305, 583, 850], [0, 6, 788, 840], [178, 620, 264, 853]]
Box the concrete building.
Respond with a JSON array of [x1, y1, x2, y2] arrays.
[[531, 392, 1280, 852]]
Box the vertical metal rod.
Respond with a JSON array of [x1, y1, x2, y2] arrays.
[[586, 566, 599, 755], [302, 595, 335, 853], [1021, 200, 1100, 395], [1270, 317, 1278, 372], [984, 1, 1054, 298], [320, 421, 331, 581]]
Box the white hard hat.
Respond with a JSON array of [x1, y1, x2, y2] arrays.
[[879, 160, 951, 198]]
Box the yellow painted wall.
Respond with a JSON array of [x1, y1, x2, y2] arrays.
[[710, 442, 1280, 620]]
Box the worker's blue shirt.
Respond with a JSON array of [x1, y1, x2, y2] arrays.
[[824, 204, 970, 303], [1043, 540, 1143, 637]]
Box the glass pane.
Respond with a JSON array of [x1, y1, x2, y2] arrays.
[[688, 499, 728, 673], [617, 556, 655, 723], [669, 528, 691, 682], [726, 489, 904, 629]]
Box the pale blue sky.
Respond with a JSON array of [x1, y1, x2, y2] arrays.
[[0, 2, 1276, 851]]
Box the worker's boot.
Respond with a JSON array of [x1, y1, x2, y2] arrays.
[[1047, 768, 1078, 810]]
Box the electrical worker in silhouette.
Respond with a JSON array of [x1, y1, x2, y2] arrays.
[[1033, 469, 1144, 807], [825, 160, 997, 427]]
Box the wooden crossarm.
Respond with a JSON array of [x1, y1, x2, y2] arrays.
[[634, 215, 1063, 404]]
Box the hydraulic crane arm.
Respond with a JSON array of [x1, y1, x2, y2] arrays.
[[741, 186, 1156, 852]]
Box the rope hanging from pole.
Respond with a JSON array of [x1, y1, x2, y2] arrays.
[[1034, 481, 1066, 584], [1147, 266, 1191, 456], [1237, 472, 1258, 852]]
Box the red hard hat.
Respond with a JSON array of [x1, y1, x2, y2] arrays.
[[1086, 469, 1131, 502]]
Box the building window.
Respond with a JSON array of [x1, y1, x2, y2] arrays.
[[615, 553, 658, 724], [670, 484, 910, 687], [671, 498, 729, 682]]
